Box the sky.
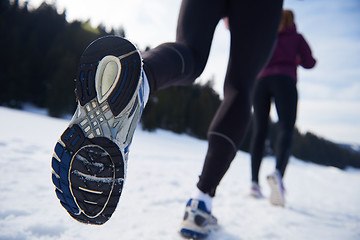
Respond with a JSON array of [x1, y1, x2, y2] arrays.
[[18, 0, 360, 145]]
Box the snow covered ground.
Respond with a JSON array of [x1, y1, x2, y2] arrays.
[[0, 106, 359, 240]]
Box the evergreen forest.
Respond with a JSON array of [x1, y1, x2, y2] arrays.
[[0, 0, 125, 116], [1, 0, 359, 169]]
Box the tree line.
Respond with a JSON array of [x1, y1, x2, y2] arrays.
[[1, 0, 359, 169], [0, 0, 124, 116], [141, 80, 221, 139], [141, 84, 360, 170]]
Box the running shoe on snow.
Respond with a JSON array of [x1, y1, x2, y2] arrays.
[[51, 36, 145, 225], [250, 181, 263, 199], [267, 170, 285, 207], [179, 199, 218, 239]]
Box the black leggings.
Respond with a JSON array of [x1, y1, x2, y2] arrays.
[[143, 0, 283, 196], [250, 75, 298, 183]]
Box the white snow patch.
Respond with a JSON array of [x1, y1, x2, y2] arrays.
[[0, 106, 359, 240]]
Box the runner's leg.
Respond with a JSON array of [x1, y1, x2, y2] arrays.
[[273, 75, 297, 177], [197, 0, 283, 196], [142, 0, 225, 93], [250, 77, 272, 183]]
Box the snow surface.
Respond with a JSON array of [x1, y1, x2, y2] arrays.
[[0, 106, 359, 240]]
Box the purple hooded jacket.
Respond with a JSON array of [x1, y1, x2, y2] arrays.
[[258, 24, 316, 81]]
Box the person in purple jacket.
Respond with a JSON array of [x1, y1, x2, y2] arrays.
[[249, 9, 316, 206]]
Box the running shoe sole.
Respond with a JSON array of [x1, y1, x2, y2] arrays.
[[180, 228, 208, 239], [51, 36, 144, 225]]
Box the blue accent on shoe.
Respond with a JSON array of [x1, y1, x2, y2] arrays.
[[52, 142, 79, 215], [55, 189, 66, 205], [186, 199, 211, 214], [138, 77, 145, 116], [53, 143, 71, 176], [60, 150, 71, 167], [180, 228, 207, 239], [64, 128, 75, 141], [52, 172, 61, 189], [111, 61, 128, 104], [56, 189, 78, 213], [54, 142, 64, 156], [52, 157, 60, 174], [71, 135, 80, 146], [79, 71, 85, 83], [139, 73, 144, 104], [124, 145, 129, 154]]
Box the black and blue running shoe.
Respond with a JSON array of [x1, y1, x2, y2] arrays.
[[179, 199, 218, 239], [51, 36, 146, 225]]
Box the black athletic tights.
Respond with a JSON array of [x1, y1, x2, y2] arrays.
[[142, 0, 283, 196], [250, 75, 298, 183]]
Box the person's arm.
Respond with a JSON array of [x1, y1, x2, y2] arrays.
[[297, 34, 316, 69]]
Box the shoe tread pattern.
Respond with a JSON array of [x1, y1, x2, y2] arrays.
[[52, 36, 141, 225], [52, 125, 124, 224]]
